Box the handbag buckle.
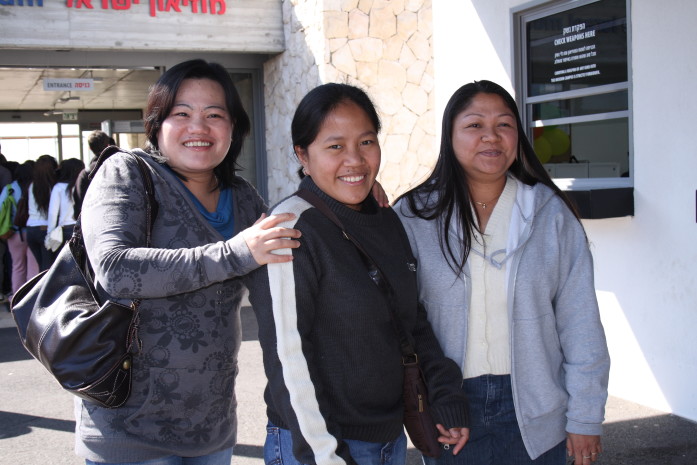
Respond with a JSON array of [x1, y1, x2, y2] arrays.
[[402, 353, 418, 366]]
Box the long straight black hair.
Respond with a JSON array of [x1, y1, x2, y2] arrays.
[[54, 157, 85, 219], [14, 161, 34, 200], [31, 154, 58, 216], [399, 80, 578, 275]]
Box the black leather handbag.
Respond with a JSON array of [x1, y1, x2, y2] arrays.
[[10, 147, 158, 408], [295, 188, 442, 458]]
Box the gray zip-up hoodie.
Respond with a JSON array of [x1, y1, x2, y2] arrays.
[[395, 177, 610, 459]]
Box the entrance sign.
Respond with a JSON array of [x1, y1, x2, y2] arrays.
[[43, 78, 94, 91]]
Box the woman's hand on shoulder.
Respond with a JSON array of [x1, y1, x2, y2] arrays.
[[242, 213, 301, 265], [371, 181, 390, 207], [436, 424, 470, 455]]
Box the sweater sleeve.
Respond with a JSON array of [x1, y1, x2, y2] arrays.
[[73, 167, 89, 212], [392, 210, 470, 430], [82, 153, 262, 300], [247, 198, 357, 465], [552, 210, 610, 435], [410, 300, 470, 429]]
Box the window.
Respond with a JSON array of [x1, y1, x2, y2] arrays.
[[230, 72, 259, 191], [515, 0, 631, 190], [0, 122, 65, 163]]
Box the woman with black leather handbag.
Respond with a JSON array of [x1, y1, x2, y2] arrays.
[[13, 59, 303, 465]]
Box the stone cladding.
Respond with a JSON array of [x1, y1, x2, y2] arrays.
[[263, 0, 436, 203]]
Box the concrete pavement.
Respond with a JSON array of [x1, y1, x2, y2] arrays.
[[1, 305, 696, 464]]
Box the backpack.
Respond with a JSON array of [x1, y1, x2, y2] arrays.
[[13, 194, 29, 229], [0, 187, 17, 239]]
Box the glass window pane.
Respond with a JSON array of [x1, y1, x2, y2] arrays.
[[527, 0, 627, 97], [82, 130, 95, 162], [0, 122, 59, 163], [230, 72, 257, 188], [61, 124, 81, 161], [532, 90, 627, 120], [533, 118, 629, 178]]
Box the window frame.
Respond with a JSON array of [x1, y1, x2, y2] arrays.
[[513, 0, 634, 192], [227, 67, 268, 200]]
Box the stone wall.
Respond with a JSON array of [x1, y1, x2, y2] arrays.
[[263, 0, 436, 204]]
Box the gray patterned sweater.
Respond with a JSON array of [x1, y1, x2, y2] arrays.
[[75, 149, 265, 462]]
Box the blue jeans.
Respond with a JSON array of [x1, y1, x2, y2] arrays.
[[26, 225, 56, 271], [423, 375, 566, 465], [84, 447, 233, 465], [265, 422, 406, 465]]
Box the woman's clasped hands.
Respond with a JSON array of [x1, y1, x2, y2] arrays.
[[436, 424, 470, 455], [242, 213, 301, 265]]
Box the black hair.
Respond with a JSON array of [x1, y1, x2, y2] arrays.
[[87, 130, 114, 158], [399, 80, 579, 275], [57, 158, 85, 185], [291, 83, 381, 177], [6, 161, 19, 178], [143, 59, 251, 188], [31, 154, 58, 216], [56, 158, 85, 214], [14, 161, 33, 193]]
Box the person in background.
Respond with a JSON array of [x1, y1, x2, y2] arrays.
[[0, 149, 12, 188], [245, 83, 470, 465], [4, 160, 19, 178], [73, 130, 116, 215], [25, 154, 58, 271], [77, 59, 301, 465], [395, 80, 610, 465], [45, 157, 85, 253], [0, 161, 39, 300], [0, 149, 13, 301]]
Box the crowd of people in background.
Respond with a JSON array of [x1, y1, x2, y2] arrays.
[[0, 130, 110, 304]]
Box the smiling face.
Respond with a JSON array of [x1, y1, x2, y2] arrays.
[[296, 101, 381, 210], [451, 92, 519, 185], [157, 78, 233, 180]]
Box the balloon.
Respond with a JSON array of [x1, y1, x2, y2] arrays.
[[533, 136, 552, 163], [545, 127, 570, 156]]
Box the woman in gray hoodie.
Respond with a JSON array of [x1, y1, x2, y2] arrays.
[[395, 80, 610, 465]]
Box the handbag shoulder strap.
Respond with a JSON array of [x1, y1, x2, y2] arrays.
[[295, 188, 417, 360], [73, 147, 159, 312], [85, 145, 159, 242]]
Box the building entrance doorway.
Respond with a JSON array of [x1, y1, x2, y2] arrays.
[[0, 50, 268, 196]]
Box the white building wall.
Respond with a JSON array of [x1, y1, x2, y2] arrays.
[[432, 0, 697, 421], [263, 0, 324, 203]]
